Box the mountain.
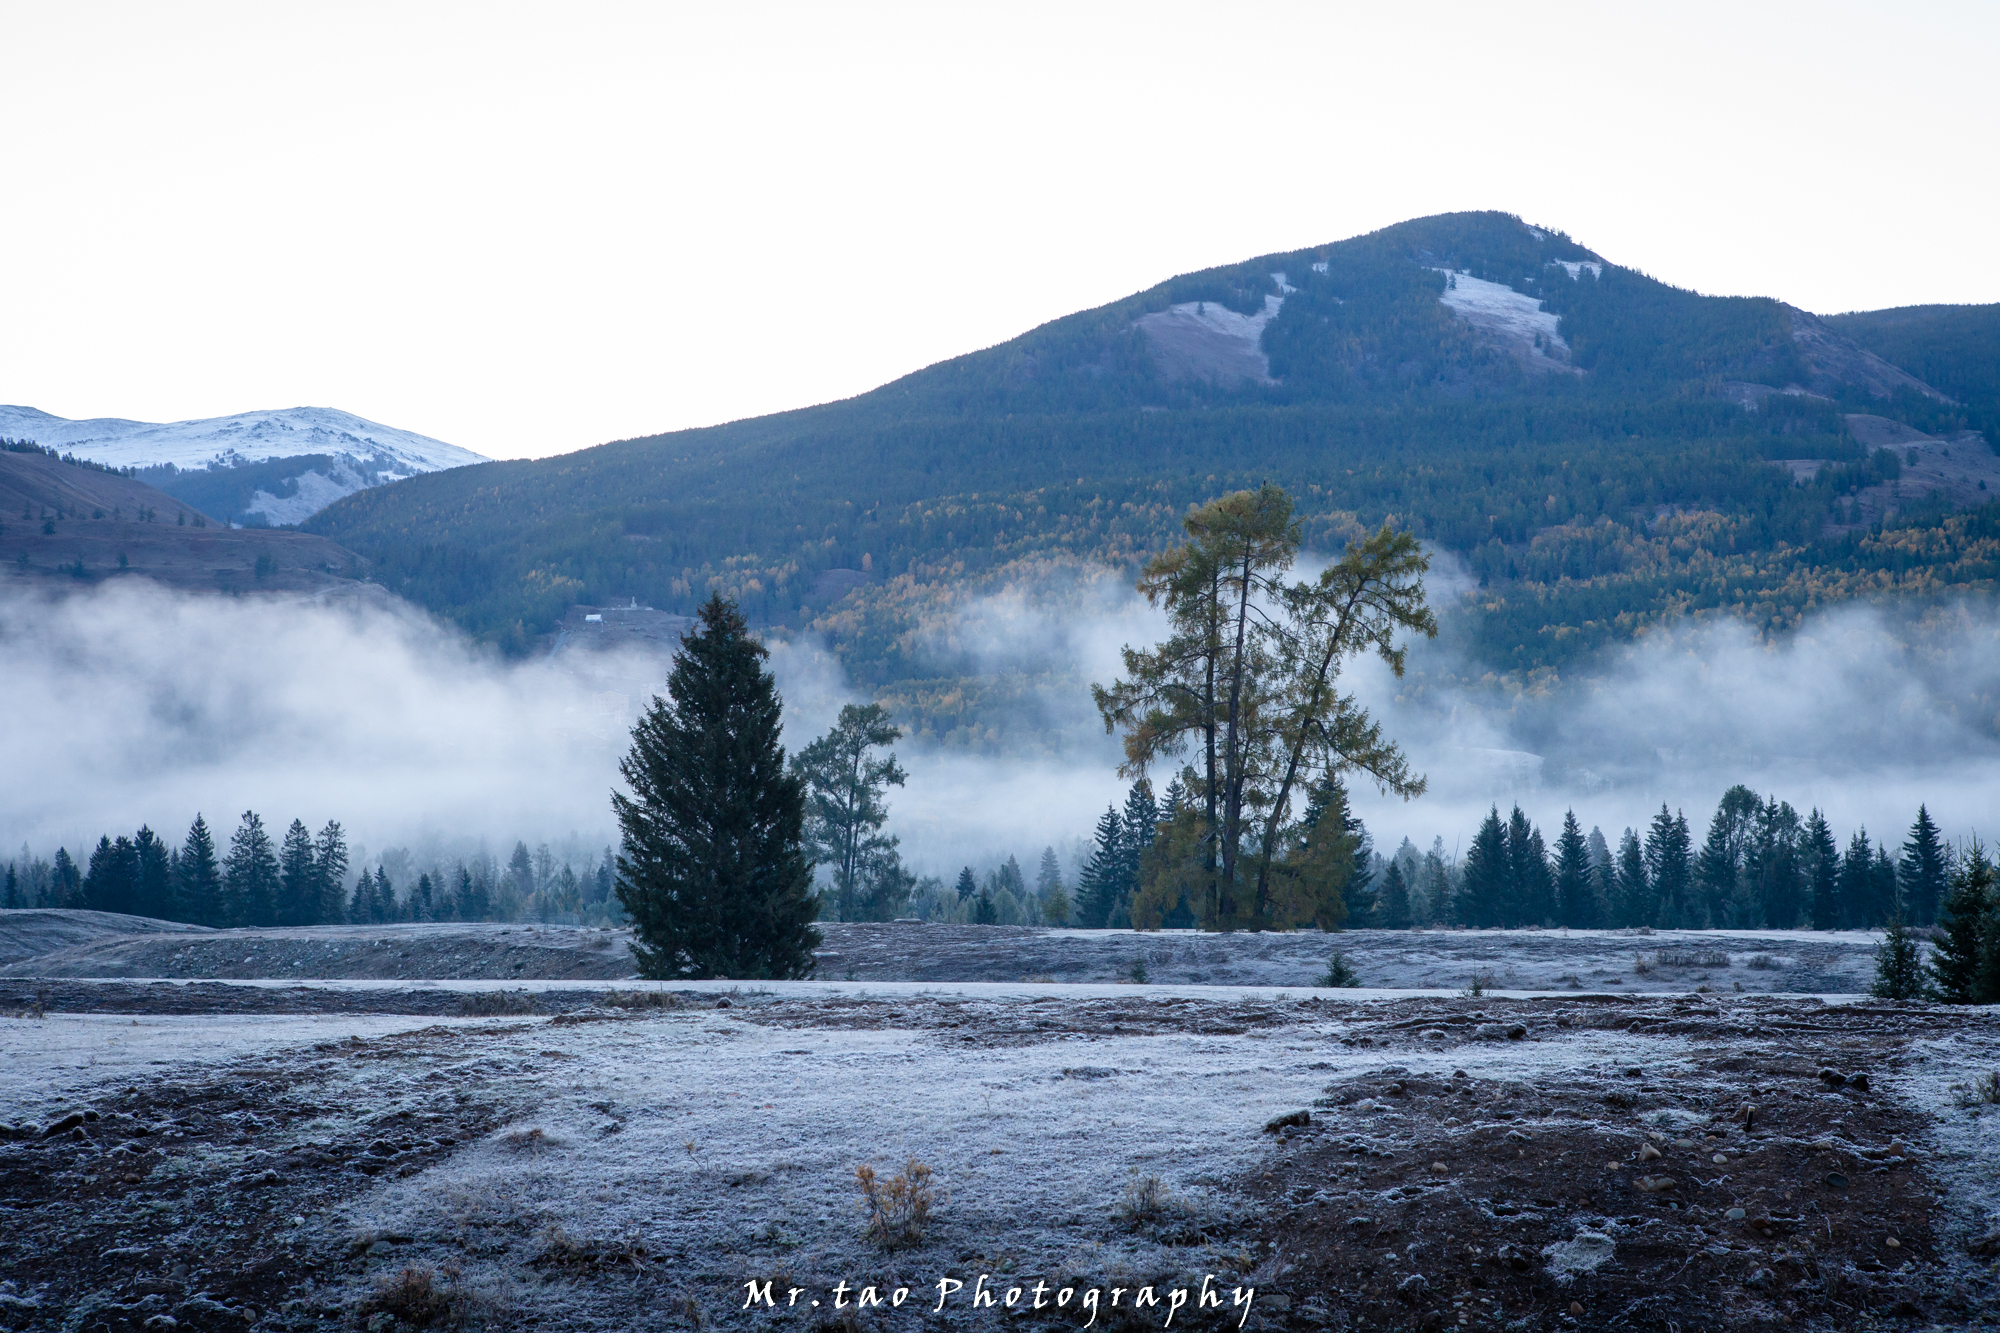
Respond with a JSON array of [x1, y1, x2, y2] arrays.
[[298, 211, 2000, 743], [0, 442, 376, 595], [0, 405, 488, 528]]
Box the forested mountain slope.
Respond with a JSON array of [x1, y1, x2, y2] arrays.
[[304, 212, 2000, 721]]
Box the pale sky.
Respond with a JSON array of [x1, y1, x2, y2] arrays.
[[3, 1, 1995, 461]]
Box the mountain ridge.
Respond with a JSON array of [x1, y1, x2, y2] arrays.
[[285, 211, 2000, 746], [0, 404, 487, 528]]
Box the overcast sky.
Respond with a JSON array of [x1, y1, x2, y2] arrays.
[[3, 1, 1995, 461]]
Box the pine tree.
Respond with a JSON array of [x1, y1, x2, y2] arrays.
[[223, 812, 279, 927], [1377, 859, 1412, 929], [954, 866, 977, 900], [1803, 810, 1840, 930], [1871, 846, 1902, 927], [1695, 792, 1748, 928], [1553, 810, 1599, 929], [177, 816, 221, 925], [277, 820, 317, 926], [134, 826, 171, 920], [1506, 806, 1552, 926], [612, 593, 819, 979], [84, 836, 136, 914], [51, 848, 81, 908], [1899, 806, 1949, 927], [1305, 779, 1373, 924], [1613, 828, 1650, 927], [1076, 806, 1127, 929], [1121, 779, 1158, 898], [1870, 913, 1926, 1000], [1461, 808, 1508, 928], [791, 703, 907, 922], [1644, 806, 1693, 928], [1034, 846, 1070, 925], [1838, 829, 1874, 929], [1747, 799, 1803, 929], [314, 822, 349, 924], [1928, 844, 1993, 1004], [413, 873, 436, 922], [2, 864, 17, 911]]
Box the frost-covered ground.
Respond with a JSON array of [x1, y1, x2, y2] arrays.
[[3, 976, 1998, 1331], [0, 916, 1891, 997], [1434, 271, 1575, 373]]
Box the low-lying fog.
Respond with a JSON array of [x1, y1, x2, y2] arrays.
[[3, 565, 1997, 878]]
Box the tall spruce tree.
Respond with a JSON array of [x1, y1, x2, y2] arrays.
[[1377, 859, 1413, 929], [1121, 779, 1159, 914], [223, 812, 279, 927], [134, 826, 171, 920], [1695, 787, 1757, 927], [314, 821, 349, 923], [1747, 798, 1803, 929], [51, 847, 81, 908], [1077, 806, 1128, 929], [177, 816, 221, 926], [1506, 806, 1552, 927], [1644, 806, 1693, 928], [1899, 806, 1949, 927], [1871, 846, 1902, 927], [1803, 809, 1841, 930], [1928, 843, 1994, 1004], [1613, 828, 1650, 927], [1461, 807, 1508, 928], [277, 820, 317, 926], [1838, 830, 1875, 929], [953, 866, 977, 901], [84, 836, 138, 915], [612, 593, 818, 979], [1553, 810, 1599, 929]]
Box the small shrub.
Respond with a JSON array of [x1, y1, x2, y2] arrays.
[[499, 1126, 553, 1153], [457, 990, 541, 1016], [1128, 958, 1149, 984], [1460, 970, 1496, 998], [358, 1266, 461, 1329], [1631, 954, 1654, 976], [1745, 954, 1780, 971], [856, 1159, 937, 1250], [1317, 952, 1361, 988]]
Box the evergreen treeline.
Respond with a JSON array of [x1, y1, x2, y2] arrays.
[[3, 814, 622, 928], [1364, 790, 1952, 932]]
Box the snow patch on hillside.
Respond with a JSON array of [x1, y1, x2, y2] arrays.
[[1434, 270, 1577, 374], [1134, 284, 1286, 386], [1555, 260, 1604, 279]]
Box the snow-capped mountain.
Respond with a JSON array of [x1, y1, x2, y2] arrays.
[[0, 405, 488, 525]]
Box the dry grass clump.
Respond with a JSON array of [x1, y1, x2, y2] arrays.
[[1952, 1070, 2000, 1107], [534, 1223, 648, 1272], [1745, 953, 1780, 970], [601, 989, 686, 1010], [456, 990, 542, 1016], [1115, 1173, 1176, 1222], [498, 1126, 555, 1154], [358, 1265, 472, 1329], [855, 1159, 937, 1249]]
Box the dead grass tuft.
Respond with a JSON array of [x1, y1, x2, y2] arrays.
[[456, 991, 542, 1016], [601, 989, 687, 1010], [357, 1265, 472, 1329], [855, 1159, 937, 1249], [1745, 953, 1781, 970], [1655, 948, 1729, 969], [534, 1223, 648, 1272], [498, 1126, 554, 1153], [1951, 1070, 2000, 1107]]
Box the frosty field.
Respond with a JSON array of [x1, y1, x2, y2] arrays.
[[2, 918, 1998, 1332]]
